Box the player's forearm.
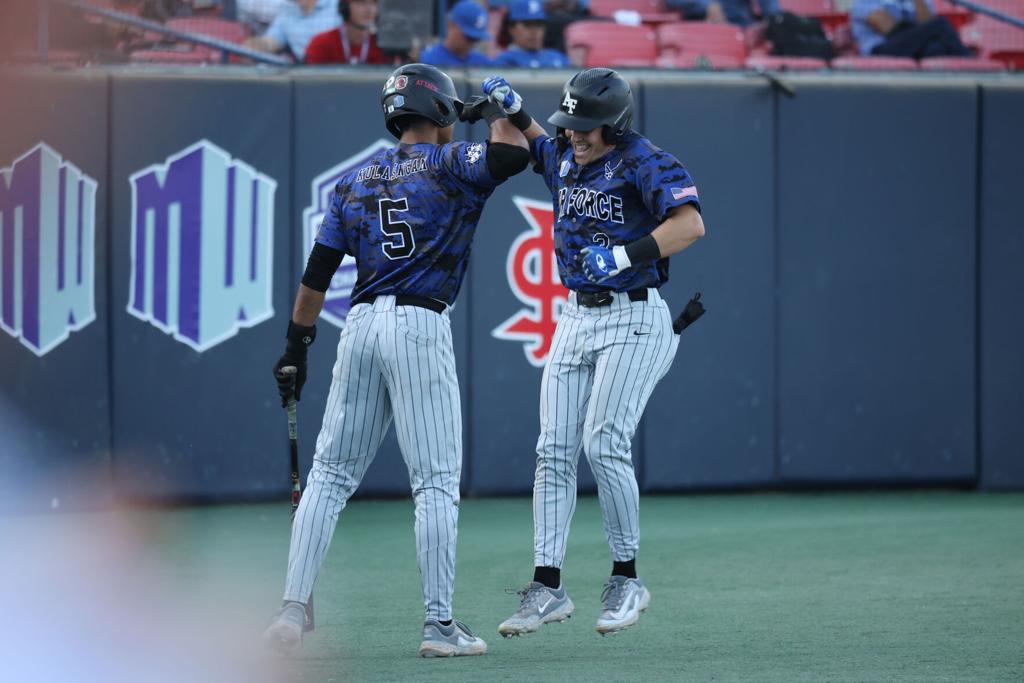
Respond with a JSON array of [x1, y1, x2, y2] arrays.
[[291, 285, 326, 327], [650, 205, 705, 258], [245, 36, 282, 54], [489, 118, 529, 150]]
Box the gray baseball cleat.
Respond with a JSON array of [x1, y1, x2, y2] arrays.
[[418, 619, 488, 657], [595, 576, 651, 635], [262, 601, 308, 655], [498, 582, 575, 637]]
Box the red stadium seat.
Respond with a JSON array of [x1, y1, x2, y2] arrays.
[[919, 56, 1006, 70], [744, 23, 770, 55], [988, 49, 1024, 69], [829, 23, 857, 57], [656, 53, 745, 69], [830, 55, 919, 69], [961, 14, 1024, 51], [565, 21, 657, 67], [130, 46, 215, 63], [933, 0, 974, 30], [589, 0, 666, 17], [745, 55, 828, 70], [778, 0, 835, 13], [656, 22, 747, 60], [165, 18, 249, 44]]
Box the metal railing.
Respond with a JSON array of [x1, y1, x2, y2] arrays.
[[947, 0, 1024, 30]]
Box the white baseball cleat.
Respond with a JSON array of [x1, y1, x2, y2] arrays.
[[262, 602, 308, 656], [498, 582, 575, 637], [595, 576, 650, 635], [418, 619, 488, 657]]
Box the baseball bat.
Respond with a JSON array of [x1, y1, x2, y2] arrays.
[[278, 366, 315, 632]]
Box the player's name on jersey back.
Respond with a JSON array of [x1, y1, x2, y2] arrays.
[[355, 157, 428, 183]]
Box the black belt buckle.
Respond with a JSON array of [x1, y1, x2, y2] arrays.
[[576, 291, 614, 308]]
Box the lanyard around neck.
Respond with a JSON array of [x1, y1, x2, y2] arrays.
[[340, 26, 370, 64]]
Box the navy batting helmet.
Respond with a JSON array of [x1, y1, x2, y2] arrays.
[[548, 68, 633, 143], [381, 63, 464, 140]]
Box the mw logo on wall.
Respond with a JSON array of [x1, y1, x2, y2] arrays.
[[492, 196, 569, 367], [0, 143, 97, 357], [303, 139, 393, 329], [127, 140, 277, 352]]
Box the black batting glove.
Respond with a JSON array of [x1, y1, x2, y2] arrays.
[[459, 95, 503, 125], [273, 321, 316, 407]]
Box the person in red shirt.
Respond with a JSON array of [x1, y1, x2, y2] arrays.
[[304, 0, 392, 64]]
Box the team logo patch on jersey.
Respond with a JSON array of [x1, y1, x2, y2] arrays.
[[604, 158, 622, 180], [465, 143, 483, 165], [671, 186, 698, 200], [127, 140, 277, 352], [559, 160, 571, 178], [304, 139, 393, 329], [492, 197, 569, 367], [0, 143, 97, 356]]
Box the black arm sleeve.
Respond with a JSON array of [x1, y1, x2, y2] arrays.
[[300, 241, 344, 292], [486, 142, 531, 181]]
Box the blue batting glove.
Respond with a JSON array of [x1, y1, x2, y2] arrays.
[[482, 76, 522, 115], [580, 245, 631, 283]]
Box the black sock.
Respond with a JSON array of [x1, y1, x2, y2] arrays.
[[612, 559, 636, 579], [533, 566, 561, 589], [438, 619, 452, 626]]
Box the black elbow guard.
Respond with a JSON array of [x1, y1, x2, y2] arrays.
[[301, 242, 344, 292], [486, 143, 531, 181]]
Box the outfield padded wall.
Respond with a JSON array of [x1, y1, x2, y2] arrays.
[[1, 69, 1022, 507], [0, 71, 112, 511], [776, 81, 977, 485], [979, 83, 1024, 490]]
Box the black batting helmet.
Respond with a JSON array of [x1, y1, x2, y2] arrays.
[[381, 63, 464, 140], [548, 68, 633, 143]]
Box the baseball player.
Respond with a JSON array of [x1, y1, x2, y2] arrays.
[[262, 63, 530, 657], [479, 69, 705, 636]]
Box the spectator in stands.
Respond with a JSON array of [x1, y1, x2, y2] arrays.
[[668, 0, 778, 27], [496, 0, 570, 67], [421, 0, 495, 66], [245, 0, 339, 61], [236, 0, 289, 33], [537, 0, 590, 52], [852, 0, 970, 57], [305, 0, 394, 64]]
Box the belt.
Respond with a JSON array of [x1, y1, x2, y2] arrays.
[[364, 294, 446, 313], [575, 288, 649, 308]]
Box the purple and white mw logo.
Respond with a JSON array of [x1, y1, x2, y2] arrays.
[[302, 139, 392, 329], [128, 140, 277, 352], [0, 143, 97, 356]]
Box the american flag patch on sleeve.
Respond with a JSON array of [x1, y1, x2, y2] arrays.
[[671, 186, 698, 200]]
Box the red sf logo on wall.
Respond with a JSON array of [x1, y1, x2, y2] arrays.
[[492, 197, 569, 367]]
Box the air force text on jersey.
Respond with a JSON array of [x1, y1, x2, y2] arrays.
[[557, 186, 625, 224]]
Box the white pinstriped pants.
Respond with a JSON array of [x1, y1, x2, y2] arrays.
[[534, 288, 679, 568], [282, 296, 462, 621]]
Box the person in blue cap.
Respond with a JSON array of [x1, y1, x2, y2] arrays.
[[421, 0, 496, 66], [496, 0, 570, 68]]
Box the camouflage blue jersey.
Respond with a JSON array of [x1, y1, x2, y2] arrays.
[[316, 141, 501, 305], [530, 131, 701, 293]]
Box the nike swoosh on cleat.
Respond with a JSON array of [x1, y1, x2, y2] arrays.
[[537, 596, 555, 613]]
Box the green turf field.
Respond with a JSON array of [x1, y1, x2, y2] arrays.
[[14, 493, 1024, 682]]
